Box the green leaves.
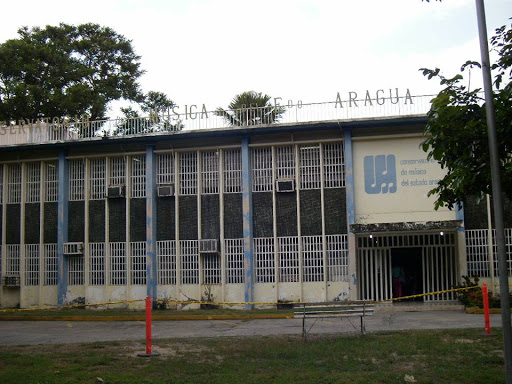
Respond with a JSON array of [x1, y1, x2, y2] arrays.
[[0, 23, 144, 121]]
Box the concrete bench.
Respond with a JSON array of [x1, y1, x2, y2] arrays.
[[294, 301, 375, 340]]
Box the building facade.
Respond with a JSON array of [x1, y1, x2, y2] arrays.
[[0, 107, 510, 309]]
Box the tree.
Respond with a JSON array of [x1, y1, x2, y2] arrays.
[[214, 91, 285, 126], [0, 23, 144, 122], [420, 20, 512, 210], [114, 91, 182, 135]]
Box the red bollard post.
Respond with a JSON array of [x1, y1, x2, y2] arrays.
[[137, 296, 160, 357], [482, 283, 491, 335]]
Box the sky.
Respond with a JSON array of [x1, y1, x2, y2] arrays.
[[1, 0, 511, 118]]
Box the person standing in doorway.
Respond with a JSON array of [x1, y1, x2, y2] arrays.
[[392, 265, 406, 298]]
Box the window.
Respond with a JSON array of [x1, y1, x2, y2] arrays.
[[180, 240, 199, 284], [276, 146, 295, 181], [323, 143, 345, 188], [302, 236, 324, 282], [69, 159, 85, 201], [5, 244, 20, 277], [89, 243, 105, 285], [68, 255, 84, 285], [90, 158, 106, 200], [300, 145, 321, 190], [131, 155, 146, 198], [130, 242, 146, 285], [110, 242, 126, 285], [26, 162, 41, 203], [45, 162, 58, 202], [110, 157, 126, 186], [254, 237, 275, 283], [24, 244, 40, 285], [157, 240, 176, 285], [226, 239, 244, 284], [201, 151, 219, 194], [7, 163, 21, 204], [202, 253, 221, 284], [179, 152, 197, 195], [252, 147, 272, 192], [223, 149, 241, 193], [327, 234, 348, 281], [278, 237, 299, 282], [43, 244, 58, 285], [157, 153, 174, 185]]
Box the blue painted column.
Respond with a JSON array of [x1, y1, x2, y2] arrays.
[[343, 128, 358, 300], [57, 150, 69, 306], [241, 136, 254, 308], [146, 145, 158, 305]]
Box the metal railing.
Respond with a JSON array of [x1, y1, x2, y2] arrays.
[[0, 94, 434, 147]]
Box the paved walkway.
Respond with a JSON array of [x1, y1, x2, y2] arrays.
[[0, 310, 505, 346]]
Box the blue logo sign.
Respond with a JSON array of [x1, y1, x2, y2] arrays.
[[364, 155, 397, 194]]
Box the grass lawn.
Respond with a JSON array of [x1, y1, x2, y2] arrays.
[[0, 328, 505, 383]]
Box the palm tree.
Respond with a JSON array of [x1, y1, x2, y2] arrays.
[[214, 91, 285, 126]]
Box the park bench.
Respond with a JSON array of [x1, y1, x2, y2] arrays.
[[294, 301, 375, 340]]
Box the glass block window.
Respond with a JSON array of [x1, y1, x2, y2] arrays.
[[179, 152, 197, 195], [157, 153, 174, 185], [223, 149, 241, 193], [68, 255, 84, 285], [327, 234, 348, 281], [90, 158, 106, 200], [276, 146, 295, 181], [130, 241, 146, 285], [110, 242, 126, 285], [26, 162, 41, 203], [300, 145, 321, 190], [24, 244, 40, 285], [278, 236, 299, 282], [201, 151, 219, 194], [69, 159, 85, 201], [226, 238, 244, 284], [131, 155, 146, 198], [252, 147, 272, 192], [254, 237, 275, 283], [7, 163, 22, 204], [302, 236, 324, 282], [45, 161, 59, 202], [180, 240, 199, 284], [43, 244, 58, 285], [323, 143, 345, 188], [89, 243, 105, 285], [110, 157, 126, 186], [157, 240, 176, 285]]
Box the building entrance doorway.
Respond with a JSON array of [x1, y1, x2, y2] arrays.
[[391, 247, 422, 300]]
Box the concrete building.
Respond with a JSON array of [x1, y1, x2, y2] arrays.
[[0, 94, 509, 309]]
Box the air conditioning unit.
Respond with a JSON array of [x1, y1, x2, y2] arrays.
[[107, 185, 125, 198], [2, 275, 20, 287], [276, 179, 295, 192], [64, 242, 84, 255], [157, 184, 174, 197], [199, 239, 219, 253]]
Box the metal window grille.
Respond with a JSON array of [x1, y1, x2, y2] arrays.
[[131, 155, 146, 198], [179, 152, 197, 195], [180, 240, 199, 284], [110, 157, 126, 186], [252, 147, 273, 192], [202, 253, 221, 284], [26, 162, 41, 203], [276, 146, 295, 181], [157, 153, 174, 185], [278, 236, 299, 282], [43, 244, 58, 285], [201, 151, 219, 194], [24, 244, 40, 286], [466, 228, 512, 278], [0, 164, 3, 205], [68, 255, 84, 285], [300, 145, 321, 190], [157, 240, 176, 285], [45, 161, 58, 202], [226, 239, 244, 284], [254, 237, 275, 283], [7, 163, 22, 203], [223, 149, 241, 193], [5, 244, 20, 277], [90, 158, 106, 200], [327, 234, 349, 281], [110, 242, 126, 285], [323, 142, 345, 188], [130, 241, 146, 285], [89, 243, 105, 285], [69, 159, 85, 201], [302, 236, 324, 282]]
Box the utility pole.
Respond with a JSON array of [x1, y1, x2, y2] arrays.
[[475, 1, 512, 383]]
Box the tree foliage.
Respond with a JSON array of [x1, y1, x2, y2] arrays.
[[0, 23, 144, 122], [420, 20, 512, 210], [214, 91, 285, 126]]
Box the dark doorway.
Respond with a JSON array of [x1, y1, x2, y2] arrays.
[[391, 247, 423, 301]]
